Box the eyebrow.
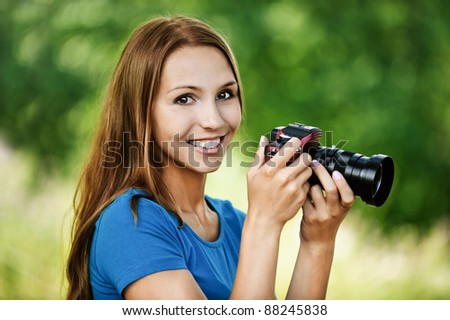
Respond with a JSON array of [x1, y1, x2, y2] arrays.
[[167, 81, 238, 93]]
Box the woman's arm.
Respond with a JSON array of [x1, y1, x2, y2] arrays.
[[231, 136, 312, 299], [286, 160, 354, 299], [123, 269, 207, 299], [230, 215, 282, 299], [286, 239, 335, 299]]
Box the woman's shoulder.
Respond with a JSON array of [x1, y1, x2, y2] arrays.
[[96, 188, 176, 231], [90, 188, 187, 297], [101, 187, 157, 214]]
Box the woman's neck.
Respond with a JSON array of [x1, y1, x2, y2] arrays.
[[161, 163, 220, 242], [161, 164, 207, 215]]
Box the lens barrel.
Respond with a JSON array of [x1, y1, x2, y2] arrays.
[[308, 146, 394, 207]]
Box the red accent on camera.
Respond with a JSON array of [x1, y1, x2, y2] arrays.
[[275, 129, 284, 141], [300, 133, 314, 148]]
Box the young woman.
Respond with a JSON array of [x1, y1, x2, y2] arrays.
[[66, 16, 354, 300]]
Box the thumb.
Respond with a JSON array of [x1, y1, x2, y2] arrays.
[[250, 135, 269, 170]]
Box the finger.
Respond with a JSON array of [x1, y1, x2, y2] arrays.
[[311, 160, 339, 205], [302, 181, 311, 196], [332, 171, 355, 208], [274, 157, 312, 191], [304, 182, 311, 202], [303, 194, 315, 211], [277, 154, 313, 185], [250, 135, 269, 170], [286, 152, 312, 174], [296, 162, 313, 184], [308, 184, 326, 209], [267, 137, 302, 169]]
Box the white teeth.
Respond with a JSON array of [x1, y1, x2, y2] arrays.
[[188, 138, 221, 148]]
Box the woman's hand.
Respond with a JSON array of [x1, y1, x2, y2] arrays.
[[285, 160, 355, 300], [246, 136, 312, 229], [301, 160, 355, 246], [233, 135, 312, 299]]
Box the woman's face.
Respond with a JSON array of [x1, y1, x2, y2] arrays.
[[152, 46, 242, 173]]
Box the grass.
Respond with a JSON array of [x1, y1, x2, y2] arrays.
[[0, 139, 448, 299]]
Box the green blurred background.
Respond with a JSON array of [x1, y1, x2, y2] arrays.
[[1, 0, 449, 299]]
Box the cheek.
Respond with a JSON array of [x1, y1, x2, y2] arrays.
[[222, 104, 242, 132], [152, 105, 193, 142]]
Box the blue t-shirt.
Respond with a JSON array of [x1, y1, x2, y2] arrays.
[[89, 188, 246, 299]]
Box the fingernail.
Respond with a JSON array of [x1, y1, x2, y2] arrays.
[[259, 135, 265, 147], [332, 171, 343, 180], [311, 160, 321, 168]]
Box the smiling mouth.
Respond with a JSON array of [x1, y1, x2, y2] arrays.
[[186, 136, 224, 151]]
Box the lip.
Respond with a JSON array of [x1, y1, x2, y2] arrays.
[[186, 135, 226, 155], [188, 135, 224, 141]]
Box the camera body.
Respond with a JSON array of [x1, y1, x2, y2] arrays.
[[264, 123, 394, 207], [265, 123, 322, 164]]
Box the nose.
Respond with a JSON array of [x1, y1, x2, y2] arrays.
[[199, 99, 226, 130]]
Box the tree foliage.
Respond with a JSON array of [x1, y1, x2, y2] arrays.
[[1, 0, 449, 231]]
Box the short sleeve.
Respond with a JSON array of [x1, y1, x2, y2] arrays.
[[91, 193, 187, 296]]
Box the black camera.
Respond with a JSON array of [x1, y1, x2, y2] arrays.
[[265, 123, 394, 207]]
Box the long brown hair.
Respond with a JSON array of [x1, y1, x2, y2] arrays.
[[65, 16, 243, 299]]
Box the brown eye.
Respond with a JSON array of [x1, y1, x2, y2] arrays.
[[216, 90, 233, 100], [175, 95, 195, 105]]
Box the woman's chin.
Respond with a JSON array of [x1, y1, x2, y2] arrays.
[[188, 160, 223, 174], [166, 155, 224, 174]]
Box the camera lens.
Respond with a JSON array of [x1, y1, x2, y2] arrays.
[[307, 146, 394, 207], [373, 165, 382, 197]]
